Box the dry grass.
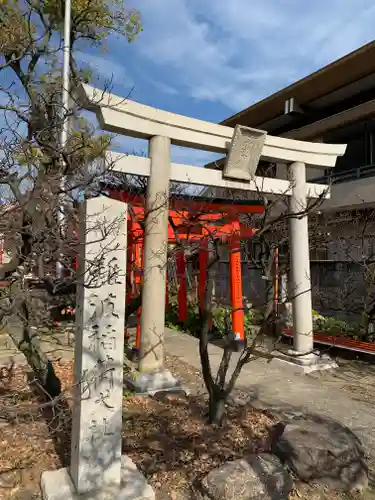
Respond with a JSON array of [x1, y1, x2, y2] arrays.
[[1, 352, 374, 500], [0, 360, 73, 500], [0, 358, 275, 500], [123, 393, 274, 498]]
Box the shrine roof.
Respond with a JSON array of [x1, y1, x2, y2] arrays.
[[101, 183, 265, 213]]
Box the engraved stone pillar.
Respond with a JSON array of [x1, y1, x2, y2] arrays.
[[41, 196, 155, 499], [70, 195, 127, 493]]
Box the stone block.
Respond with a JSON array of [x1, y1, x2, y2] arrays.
[[270, 350, 338, 374], [126, 369, 187, 395], [41, 455, 155, 500], [271, 418, 368, 492], [201, 453, 293, 500]]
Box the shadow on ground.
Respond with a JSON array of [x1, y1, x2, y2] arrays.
[[26, 373, 73, 468], [121, 385, 375, 499], [122, 391, 273, 496]]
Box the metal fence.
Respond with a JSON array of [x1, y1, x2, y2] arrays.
[[311, 164, 375, 185]]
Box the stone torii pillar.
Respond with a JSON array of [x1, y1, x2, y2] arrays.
[[274, 161, 337, 373], [132, 136, 180, 393], [289, 161, 314, 354]]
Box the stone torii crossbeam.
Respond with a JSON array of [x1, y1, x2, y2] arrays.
[[41, 84, 346, 500]]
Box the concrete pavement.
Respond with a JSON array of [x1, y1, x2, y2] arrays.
[[164, 328, 375, 461]]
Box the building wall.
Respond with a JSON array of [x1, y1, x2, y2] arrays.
[[205, 260, 370, 322], [172, 203, 375, 322], [321, 175, 375, 211]]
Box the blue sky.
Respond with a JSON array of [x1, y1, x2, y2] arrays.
[[2, 0, 375, 169], [79, 0, 375, 166]]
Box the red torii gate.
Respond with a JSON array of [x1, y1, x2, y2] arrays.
[[108, 188, 265, 352]]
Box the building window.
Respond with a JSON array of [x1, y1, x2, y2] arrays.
[[256, 161, 277, 178], [310, 246, 329, 261], [334, 134, 367, 172], [325, 120, 374, 175]]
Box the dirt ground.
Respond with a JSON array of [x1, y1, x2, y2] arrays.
[[0, 356, 274, 500], [155, 355, 375, 500], [0, 351, 375, 500], [0, 360, 73, 500], [310, 355, 375, 404]]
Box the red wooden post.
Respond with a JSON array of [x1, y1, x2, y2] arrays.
[[134, 232, 143, 352], [229, 220, 245, 343], [126, 213, 134, 306], [273, 246, 279, 318], [176, 249, 188, 322], [125, 213, 134, 344], [199, 239, 208, 316], [199, 238, 213, 329]]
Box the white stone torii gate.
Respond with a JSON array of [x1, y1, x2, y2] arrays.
[[79, 83, 345, 373], [41, 84, 346, 499]]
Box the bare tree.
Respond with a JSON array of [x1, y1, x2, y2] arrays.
[[195, 163, 329, 425], [309, 207, 375, 336], [0, 0, 142, 396]]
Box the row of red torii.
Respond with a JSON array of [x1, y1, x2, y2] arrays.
[[109, 188, 265, 353], [40, 83, 347, 496]]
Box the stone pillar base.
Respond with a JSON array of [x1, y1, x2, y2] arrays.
[[40, 455, 154, 500], [126, 369, 188, 396], [270, 349, 338, 374]]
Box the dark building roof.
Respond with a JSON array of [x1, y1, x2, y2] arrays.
[[221, 41, 375, 139]]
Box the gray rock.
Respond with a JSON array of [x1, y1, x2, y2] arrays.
[[271, 417, 368, 492], [13, 489, 34, 500], [173, 488, 208, 500], [201, 454, 293, 500]]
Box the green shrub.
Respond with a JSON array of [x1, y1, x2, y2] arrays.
[[315, 316, 349, 336], [166, 299, 375, 343], [313, 313, 375, 341], [165, 299, 263, 339]]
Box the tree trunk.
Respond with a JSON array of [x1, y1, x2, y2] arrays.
[[6, 313, 62, 398], [208, 392, 226, 425], [125, 294, 142, 322], [3, 283, 62, 399]]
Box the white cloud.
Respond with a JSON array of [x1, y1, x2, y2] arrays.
[[131, 0, 375, 111], [76, 51, 134, 91], [147, 79, 179, 96]]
